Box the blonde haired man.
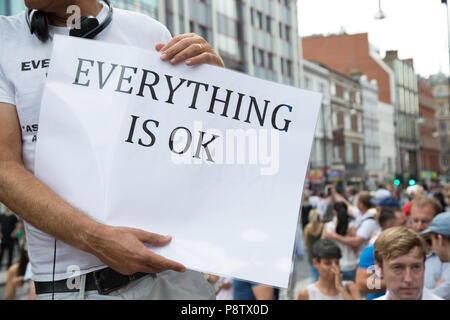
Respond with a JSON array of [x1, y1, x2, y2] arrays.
[[374, 227, 443, 300]]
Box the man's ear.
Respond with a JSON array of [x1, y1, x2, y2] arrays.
[[312, 258, 319, 269], [437, 234, 444, 246]]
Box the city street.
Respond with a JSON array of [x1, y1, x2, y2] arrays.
[[0, 0, 449, 303]]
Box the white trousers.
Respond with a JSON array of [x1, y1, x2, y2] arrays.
[[37, 270, 216, 300]]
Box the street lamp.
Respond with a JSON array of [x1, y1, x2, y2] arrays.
[[374, 0, 387, 20]]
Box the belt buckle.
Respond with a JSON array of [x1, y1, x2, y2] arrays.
[[93, 269, 129, 295]]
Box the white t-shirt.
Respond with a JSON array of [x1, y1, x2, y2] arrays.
[[306, 282, 350, 300], [0, 6, 172, 281], [324, 221, 358, 272], [354, 209, 380, 256], [375, 288, 443, 300]]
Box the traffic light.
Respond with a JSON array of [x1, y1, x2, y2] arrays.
[[394, 179, 401, 186], [408, 179, 416, 186]]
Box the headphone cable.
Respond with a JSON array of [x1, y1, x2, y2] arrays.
[[52, 238, 56, 300]]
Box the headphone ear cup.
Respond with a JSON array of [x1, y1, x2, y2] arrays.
[[30, 10, 50, 42]]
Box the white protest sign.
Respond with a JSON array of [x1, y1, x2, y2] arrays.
[[35, 35, 321, 288]]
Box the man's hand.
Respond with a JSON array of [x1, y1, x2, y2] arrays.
[[89, 225, 186, 275], [156, 33, 225, 67], [0, 102, 186, 277], [11, 275, 25, 288]]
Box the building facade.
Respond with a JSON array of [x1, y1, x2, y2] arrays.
[[329, 70, 365, 190], [303, 60, 332, 187], [430, 73, 450, 182], [302, 33, 394, 183], [378, 100, 396, 180], [0, 0, 26, 15], [114, 0, 303, 86], [418, 78, 441, 183], [383, 52, 420, 182], [359, 74, 381, 187]]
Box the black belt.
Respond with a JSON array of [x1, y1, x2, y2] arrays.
[[35, 267, 152, 295]]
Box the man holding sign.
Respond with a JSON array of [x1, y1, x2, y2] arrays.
[[0, 0, 224, 299]]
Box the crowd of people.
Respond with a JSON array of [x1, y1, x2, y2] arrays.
[[295, 182, 450, 300], [1, 181, 449, 300]]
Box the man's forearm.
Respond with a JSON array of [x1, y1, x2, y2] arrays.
[[334, 234, 363, 250], [0, 159, 104, 254]]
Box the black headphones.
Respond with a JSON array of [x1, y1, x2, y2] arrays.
[[26, 0, 113, 42]]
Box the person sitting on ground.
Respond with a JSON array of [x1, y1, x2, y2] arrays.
[[374, 226, 443, 300], [297, 239, 361, 300]]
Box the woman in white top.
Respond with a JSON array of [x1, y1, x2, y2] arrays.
[[323, 202, 358, 281], [298, 239, 361, 300]]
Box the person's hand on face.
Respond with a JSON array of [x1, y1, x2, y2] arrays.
[[331, 264, 344, 291]]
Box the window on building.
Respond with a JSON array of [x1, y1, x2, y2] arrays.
[[353, 144, 359, 164], [304, 76, 311, 90], [343, 89, 350, 101], [346, 143, 353, 164], [336, 84, 344, 98], [285, 25, 291, 42], [351, 114, 358, 132], [359, 145, 364, 164], [268, 53, 274, 70], [334, 145, 341, 161], [338, 111, 344, 127], [199, 25, 208, 41], [258, 49, 265, 67], [319, 83, 325, 94], [257, 11, 263, 29], [350, 91, 356, 103], [344, 113, 351, 130], [286, 60, 292, 77], [330, 82, 336, 96], [266, 16, 272, 34], [332, 111, 337, 128]]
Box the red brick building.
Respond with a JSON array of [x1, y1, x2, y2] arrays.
[[302, 33, 393, 104], [418, 79, 441, 178], [302, 33, 398, 182]]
